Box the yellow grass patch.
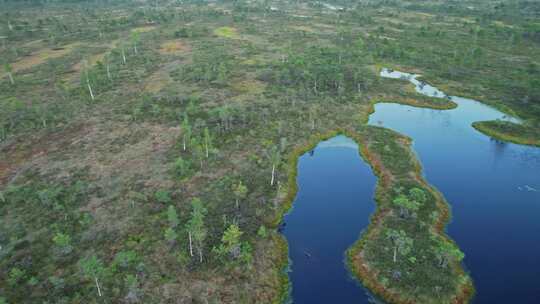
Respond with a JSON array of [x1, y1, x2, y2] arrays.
[[241, 58, 258, 65], [159, 40, 191, 55], [290, 25, 315, 33], [378, 35, 397, 41], [132, 25, 158, 33], [214, 26, 239, 39], [231, 79, 266, 96], [377, 17, 408, 26], [104, 39, 121, 49], [11, 43, 80, 73], [23, 39, 44, 47], [144, 67, 173, 93], [62, 52, 108, 85], [455, 17, 476, 24], [314, 22, 337, 29], [413, 12, 435, 18], [74, 52, 107, 70], [493, 21, 514, 28]]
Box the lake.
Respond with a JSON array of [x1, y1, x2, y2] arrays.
[[369, 69, 540, 303], [282, 69, 540, 304]]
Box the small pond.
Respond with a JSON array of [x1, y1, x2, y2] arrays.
[[282, 135, 381, 303]]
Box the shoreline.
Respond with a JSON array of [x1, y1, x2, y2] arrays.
[[472, 121, 540, 147], [379, 64, 540, 148], [347, 128, 474, 304], [274, 124, 474, 304]]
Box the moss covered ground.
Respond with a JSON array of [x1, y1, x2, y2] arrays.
[[1, 0, 539, 303]]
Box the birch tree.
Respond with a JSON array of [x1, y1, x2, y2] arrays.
[[191, 137, 205, 169], [232, 180, 248, 209], [131, 32, 140, 55], [203, 127, 213, 158], [186, 198, 207, 263], [104, 54, 112, 82], [79, 255, 105, 297], [4, 63, 14, 85], [0, 36, 6, 50], [267, 145, 281, 186], [82, 59, 95, 101], [385, 229, 413, 263], [181, 113, 192, 151], [121, 43, 127, 64]]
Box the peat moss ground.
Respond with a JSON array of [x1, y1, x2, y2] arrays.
[[0, 1, 538, 303]]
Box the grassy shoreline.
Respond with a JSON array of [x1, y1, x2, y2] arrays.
[[414, 75, 540, 148], [272, 129, 347, 302], [347, 127, 474, 304], [472, 121, 540, 147], [379, 65, 540, 148]]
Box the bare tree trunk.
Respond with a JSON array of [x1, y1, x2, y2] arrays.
[[271, 164, 275, 186], [95, 277, 102, 297], [106, 64, 111, 81], [393, 246, 397, 263], [205, 141, 209, 158], [198, 247, 203, 263], [189, 232, 193, 257], [236, 198, 239, 209], [87, 80, 95, 101], [183, 135, 187, 151], [122, 48, 126, 64], [7, 72, 14, 85]]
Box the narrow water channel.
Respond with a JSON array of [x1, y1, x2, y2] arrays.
[[370, 69, 540, 303], [282, 135, 379, 304]]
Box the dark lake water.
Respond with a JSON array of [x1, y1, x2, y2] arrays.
[[282, 135, 380, 304], [370, 69, 540, 303]]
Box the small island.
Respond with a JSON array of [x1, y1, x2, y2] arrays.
[[347, 126, 473, 304]]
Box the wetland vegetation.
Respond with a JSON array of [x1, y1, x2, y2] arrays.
[[1, 0, 539, 303]]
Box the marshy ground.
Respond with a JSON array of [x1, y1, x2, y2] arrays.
[[1, 1, 539, 303]]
